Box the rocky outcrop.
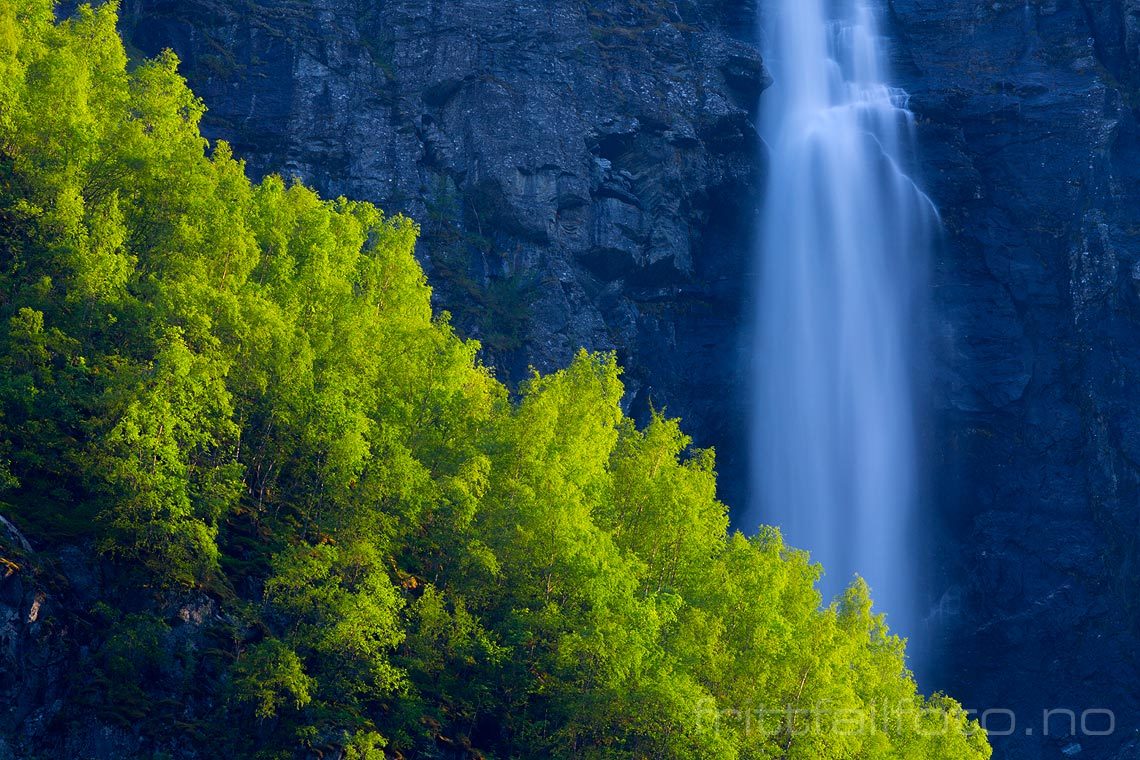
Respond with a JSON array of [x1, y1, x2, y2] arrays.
[[0, 529, 238, 760], [116, 0, 766, 506], [888, 1, 1140, 757]]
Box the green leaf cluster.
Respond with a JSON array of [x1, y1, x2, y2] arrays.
[[0, 3, 990, 759]]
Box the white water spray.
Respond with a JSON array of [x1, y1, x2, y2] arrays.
[[752, 0, 936, 641]]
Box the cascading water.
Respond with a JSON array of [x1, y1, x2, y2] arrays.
[[752, 0, 937, 642]]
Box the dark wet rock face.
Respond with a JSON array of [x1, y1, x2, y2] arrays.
[[0, 545, 227, 759], [889, 0, 1140, 757], [117, 0, 766, 508]]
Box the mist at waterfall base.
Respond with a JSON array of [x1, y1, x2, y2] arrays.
[[750, 0, 938, 662]]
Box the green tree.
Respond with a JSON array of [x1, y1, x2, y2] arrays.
[[231, 639, 315, 720], [0, 3, 990, 759]]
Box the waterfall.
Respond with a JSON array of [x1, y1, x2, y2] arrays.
[[751, 0, 937, 642]]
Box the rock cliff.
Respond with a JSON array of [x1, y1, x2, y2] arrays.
[[890, 0, 1140, 757]]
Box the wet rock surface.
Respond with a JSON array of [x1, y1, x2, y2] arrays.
[[0, 534, 236, 759], [889, 0, 1140, 757]]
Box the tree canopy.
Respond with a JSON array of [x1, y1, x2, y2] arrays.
[[0, 3, 990, 758]]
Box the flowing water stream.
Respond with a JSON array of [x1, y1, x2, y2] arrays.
[[752, 0, 937, 643]]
